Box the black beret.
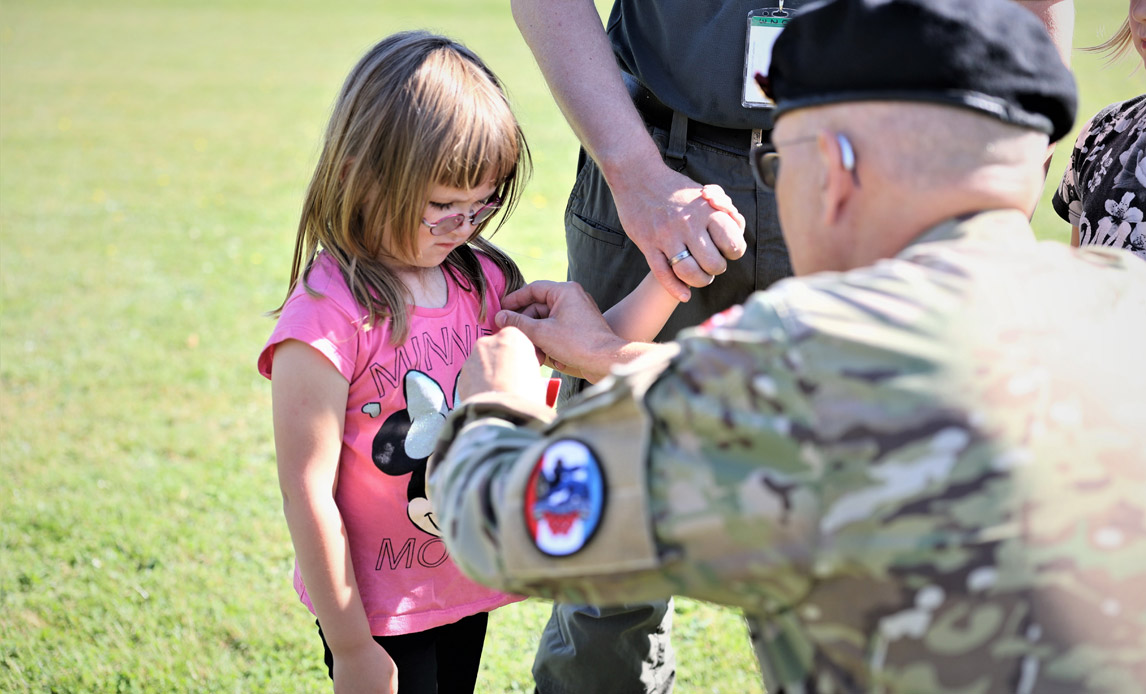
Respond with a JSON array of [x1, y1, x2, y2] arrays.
[[766, 0, 1077, 142]]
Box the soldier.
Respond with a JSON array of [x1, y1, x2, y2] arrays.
[[429, 0, 1146, 691], [517, 0, 1073, 690]]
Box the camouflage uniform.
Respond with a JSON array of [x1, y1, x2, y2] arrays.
[[429, 210, 1146, 693]]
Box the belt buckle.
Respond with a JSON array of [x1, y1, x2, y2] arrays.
[[751, 129, 763, 150]]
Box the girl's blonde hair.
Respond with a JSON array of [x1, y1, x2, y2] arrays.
[[1083, 17, 1133, 65], [275, 31, 527, 342]]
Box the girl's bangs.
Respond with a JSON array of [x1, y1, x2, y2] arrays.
[[436, 94, 521, 191]]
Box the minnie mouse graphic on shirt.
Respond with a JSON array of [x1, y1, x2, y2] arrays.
[[369, 370, 457, 536]]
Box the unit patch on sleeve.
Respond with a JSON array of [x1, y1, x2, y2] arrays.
[[524, 439, 606, 557]]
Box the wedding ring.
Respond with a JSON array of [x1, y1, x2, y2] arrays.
[[668, 249, 692, 266]]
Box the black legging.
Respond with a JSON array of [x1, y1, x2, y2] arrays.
[[318, 611, 489, 693]]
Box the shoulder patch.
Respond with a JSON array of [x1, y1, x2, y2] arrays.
[[524, 439, 606, 557]]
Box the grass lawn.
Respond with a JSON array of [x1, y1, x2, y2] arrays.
[[0, 0, 1140, 691]]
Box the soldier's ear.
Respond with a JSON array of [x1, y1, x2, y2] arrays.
[[818, 132, 858, 228]]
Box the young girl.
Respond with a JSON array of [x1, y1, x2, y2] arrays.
[[258, 31, 690, 693]]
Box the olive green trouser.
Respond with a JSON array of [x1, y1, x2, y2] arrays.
[[533, 116, 791, 694]]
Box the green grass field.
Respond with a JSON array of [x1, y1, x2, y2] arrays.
[[1, 0, 1141, 691]]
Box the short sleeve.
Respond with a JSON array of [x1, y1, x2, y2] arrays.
[[257, 258, 370, 382], [476, 251, 509, 312], [1052, 117, 1092, 227]]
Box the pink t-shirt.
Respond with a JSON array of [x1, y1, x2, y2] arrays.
[[258, 251, 522, 636]]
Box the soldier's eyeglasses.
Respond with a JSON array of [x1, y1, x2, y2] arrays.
[[422, 195, 502, 235], [752, 133, 857, 192]]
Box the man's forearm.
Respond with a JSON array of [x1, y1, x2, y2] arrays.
[[1012, 0, 1074, 176], [553, 333, 665, 384], [586, 341, 668, 383], [1012, 0, 1074, 67], [510, 0, 661, 179]]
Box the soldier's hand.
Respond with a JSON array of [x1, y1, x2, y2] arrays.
[[458, 327, 547, 403], [498, 281, 629, 383]]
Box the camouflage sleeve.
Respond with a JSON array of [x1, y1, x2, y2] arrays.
[[427, 349, 687, 605], [430, 230, 1146, 692], [427, 295, 825, 609]]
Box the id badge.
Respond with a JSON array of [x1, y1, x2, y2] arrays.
[[743, 4, 792, 109]]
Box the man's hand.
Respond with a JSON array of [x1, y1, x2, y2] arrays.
[[498, 281, 640, 383], [608, 165, 747, 302], [458, 327, 547, 402]]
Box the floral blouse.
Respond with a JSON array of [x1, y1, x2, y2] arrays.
[[1053, 94, 1146, 260]]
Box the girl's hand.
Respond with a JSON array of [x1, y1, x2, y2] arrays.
[[700, 184, 744, 228], [333, 641, 397, 694]]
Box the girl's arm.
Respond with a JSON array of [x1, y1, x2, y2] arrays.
[[271, 340, 398, 694], [600, 186, 738, 342], [602, 271, 680, 343]]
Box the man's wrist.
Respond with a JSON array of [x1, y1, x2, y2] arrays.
[[597, 133, 665, 194], [583, 336, 659, 383]]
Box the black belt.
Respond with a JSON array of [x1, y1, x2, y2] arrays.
[[629, 80, 768, 154]]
